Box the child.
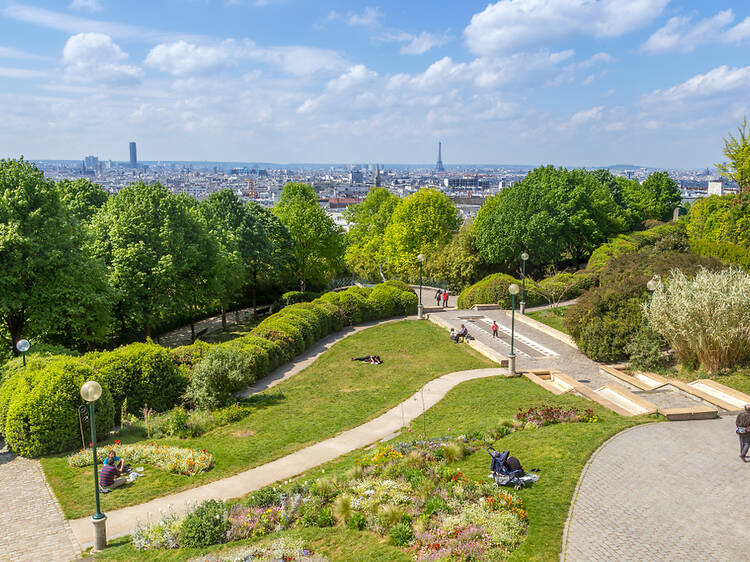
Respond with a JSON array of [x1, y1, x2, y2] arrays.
[[491, 320, 499, 338]]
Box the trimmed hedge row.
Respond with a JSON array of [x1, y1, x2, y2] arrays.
[[185, 283, 417, 409], [0, 282, 417, 455], [457, 273, 545, 309], [690, 238, 750, 271]]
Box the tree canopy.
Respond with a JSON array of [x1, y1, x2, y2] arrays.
[[717, 117, 750, 194], [273, 182, 346, 291], [620, 171, 681, 222], [57, 178, 109, 223]]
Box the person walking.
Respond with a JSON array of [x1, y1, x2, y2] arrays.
[[737, 404, 750, 462], [491, 320, 499, 338], [442, 291, 449, 308], [435, 289, 442, 306]]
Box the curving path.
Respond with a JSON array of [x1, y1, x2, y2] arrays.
[[69, 358, 509, 547], [562, 416, 750, 561]]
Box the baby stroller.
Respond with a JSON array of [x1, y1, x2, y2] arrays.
[[487, 448, 540, 489]]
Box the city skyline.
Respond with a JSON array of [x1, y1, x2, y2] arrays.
[[1, 1, 750, 167]]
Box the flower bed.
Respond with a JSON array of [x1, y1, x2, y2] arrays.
[[189, 537, 327, 561], [131, 434, 530, 559], [516, 405, 597, 427], [67, 442, 214, 476]]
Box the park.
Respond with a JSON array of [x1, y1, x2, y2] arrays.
[[2, 121, 750, 560]]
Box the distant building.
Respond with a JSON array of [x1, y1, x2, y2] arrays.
[[444, 176, 494, 189], [435, 141, 445, 173], [374, 164, 382, 187], [84, 155, 99, 173], [129, 142, 137, 168], [708, 180, 726, 195], [349, 168, 363, 184]]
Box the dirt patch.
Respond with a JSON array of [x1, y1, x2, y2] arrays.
[[233, 430, 257, 438]]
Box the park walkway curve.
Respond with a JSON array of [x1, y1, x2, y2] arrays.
[[561, 415, 750, 560], [69, 366, 508, 548]]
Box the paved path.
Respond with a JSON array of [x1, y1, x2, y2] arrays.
[[69, 367, 509, 548], [157, 306, 271, 348], [0, 444, 80, 561], [562, 416, 750, 561]]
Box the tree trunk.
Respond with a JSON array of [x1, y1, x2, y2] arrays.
[[190, 299, 196, 343], [252, 270, 258, 316], [145, 324, 152, 340], [7, 310, 24, 356], [221, 302, 227, 330]]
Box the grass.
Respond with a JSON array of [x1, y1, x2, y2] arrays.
[[526, 306, 570, 334], [43, 320, 494, 519], [95, 375, 652, 561]]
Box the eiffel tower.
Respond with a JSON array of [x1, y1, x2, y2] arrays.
[[435, 141, 445, 172]]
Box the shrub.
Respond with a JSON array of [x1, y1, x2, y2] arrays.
[[347, 511, 367, 530], [367, 284, 401, 318], [274, 307, 322, 346], [332, 494, 353, 524], [253, 318, 305, 357], [646, 268, 750, 373], [457, 273, 540, 309], [187, 347, 255, 410], [179, 500, 230, 548], [586, 236, 636, 274], [222, 338, 272, 379], [626, 326, 669, 371], [310, 299, 346, 333], [274, 291, 321, 310], [390, 521, 414, 546], [338, 290, 372, 324], [4, 357, 115, 457], [170, 340, 211, 367], [229, 335, 281, 370], [384, 279, 411, 292], [247, 487, 283, 507], [88, 342, 186, 422], [690, 238, 750, 271]]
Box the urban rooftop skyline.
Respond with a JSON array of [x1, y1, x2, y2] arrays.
[[2, 1, 750, 168]]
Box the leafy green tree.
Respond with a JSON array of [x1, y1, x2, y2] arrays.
[[199, 190, 268, 328], [686, 191, 750, 248], [91, 181, 214, 339], [423, 221, 490, 291], [57, 178, 108, 223], [343, 187, 399, 281], [0, 158, 111, 354], [717, 117, 750, 194], [273, 183, 346, 291], [475, 166, 626, 274], [621, 171, 681, 222], [380, 188, 460, 278]]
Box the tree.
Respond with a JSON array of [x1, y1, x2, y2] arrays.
[[717, 117, 750, 194], [380, 188, 461, 278], [474, 166, 627, 274], [91, 181, 214, 339], [273, 183, 346, 291], [199, 190, 268, 328], [0, 158, 111, 354], [343, 187, 399, 281], [621, 171, 681, 222], [423, 221, 490, 291], [57, 178, 108, 223]]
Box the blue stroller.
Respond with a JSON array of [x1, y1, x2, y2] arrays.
[[488, 448, 540, 489]]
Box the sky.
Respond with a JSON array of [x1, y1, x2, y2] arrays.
[[1, 1, 750, 167]]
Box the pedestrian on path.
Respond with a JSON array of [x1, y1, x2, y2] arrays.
[[435, 289, 442, 306], [737, 404, 750, 462], [491, 320, 499, 338], [442, 291, 449, 308]]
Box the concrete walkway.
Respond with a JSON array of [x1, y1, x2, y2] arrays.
[[69, 367, 509, 548], [561, 416, 750, 560], [0, 444, 80, 561]]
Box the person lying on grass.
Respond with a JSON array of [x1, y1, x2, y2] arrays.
[[351, 355, 383, 364]]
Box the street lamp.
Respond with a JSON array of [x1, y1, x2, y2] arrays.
[[508, 283, 520, 375], [520, 252, 529, 314], [80, 380, 107, 551], [646, 274, 660, 304], [417, 254, 425, 320], [16, 339, 30, 367]]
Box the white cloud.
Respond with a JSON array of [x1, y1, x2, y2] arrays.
[[567, 105, 604, 126], [0, 46, 43, 59], [348, 6, 383, 27], [725, 17, 750, 43], [582, 74, 595, 86], [465, 0, 669, 56], [576, 52, 613, 69], [644, 65, 750, 104], [69, 0, 103, 12], [146, 39, 254, 75], [400, 32, 449, 55], [62, 32, 142, 84], [251, 46, 346, 76], [0, 66, 46, 78], [641, 10, 735, 54]]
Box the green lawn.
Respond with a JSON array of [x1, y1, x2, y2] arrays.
[[43, 320, 494, 519], [96, 376, 651, 561], [526, 307, 569, 334]]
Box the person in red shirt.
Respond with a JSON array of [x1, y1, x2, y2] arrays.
[[491, 320, 499, 338], [442, 291, 449, 308]]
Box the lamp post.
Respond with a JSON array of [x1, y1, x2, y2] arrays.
[[646, 274, 660, 304], [417, 254, 425, 320], [80, 380, 107, 551], [16, 339, 30, 367], [508, 283, 520, 375], [520, 252, 529, 314]]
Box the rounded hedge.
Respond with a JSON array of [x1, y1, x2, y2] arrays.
[[311, 299, 346, 333], [170, 340, 211, 367], [4, 357, 115, 457], [457, 273, 541, 309], [338, 290, 373, 324], [88, 342, 186, 422], [187, 347, 256, 410]]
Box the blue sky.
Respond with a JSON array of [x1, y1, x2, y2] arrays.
[[1, 0, 750, 167]]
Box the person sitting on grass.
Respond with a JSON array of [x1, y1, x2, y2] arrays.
[[102, 449, 125, 471], [451, 324, 469, 343], [351, 355, 383, 364], [99, 451, 127, 492]]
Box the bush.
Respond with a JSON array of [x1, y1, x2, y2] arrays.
[[88, 342, 186, 422], [274, 307, 322, 346], [179, 500, 230, 548], [367, 284, 403, 318], [389, 521, 414, 546], [338, 289, 373, 324], [647, 268, 750, 373], [170, 341, 211, 367], [310, 299, 346, 333], [3, 357, 115, 457], [398, 290, 418, 316], [457, 273, 541, 309], [187, 347, 255, 410], [347, 511, 367, 531], [247, 487, 283, 507], [690, 239, 750, 271], [253, 317, 306, 357], [274, 291, 321, 311], [626, 326, 669, 371], [586, 237, 636, 275]]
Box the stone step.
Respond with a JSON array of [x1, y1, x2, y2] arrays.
[[594, 384, 659, 416], [684, 379, 750, 413]]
